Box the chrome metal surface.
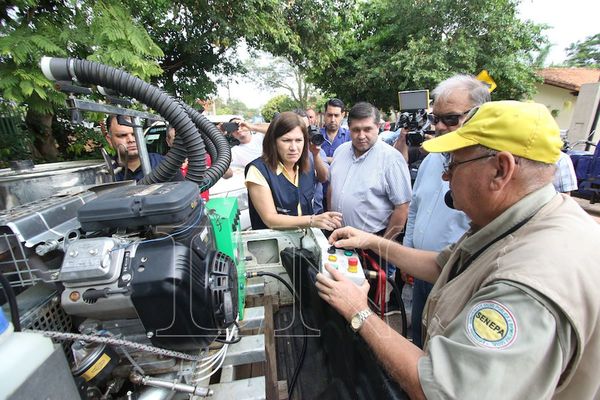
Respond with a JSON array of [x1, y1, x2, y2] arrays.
[[0, 160, 109, 211], [68, 98, 163, 121], [133, 116, 152, 176], [0, 189, 96, 248]]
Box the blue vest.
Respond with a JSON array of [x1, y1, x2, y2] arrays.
[[246, 158, 315, 230]]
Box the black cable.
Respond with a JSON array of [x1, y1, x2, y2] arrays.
[[0, 273, 21, 331], [386, 276, 407, 337], [248, 270, 307, 398]]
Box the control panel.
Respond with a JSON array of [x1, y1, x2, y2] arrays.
[[312, 229, 365, 286]]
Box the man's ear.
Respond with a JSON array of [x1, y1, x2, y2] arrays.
[[104, 133, 114, 149], [490, 151, 516, 190]]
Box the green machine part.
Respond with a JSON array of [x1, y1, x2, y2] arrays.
[[205, 197, 246, 319]]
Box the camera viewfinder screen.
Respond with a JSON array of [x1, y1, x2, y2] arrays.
[[398, 90, 429, 111]]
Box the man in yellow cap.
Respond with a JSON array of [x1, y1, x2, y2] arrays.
[[316, 100, 600, 399]]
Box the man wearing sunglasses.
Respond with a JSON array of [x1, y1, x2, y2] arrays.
[[403, 75, 490, 349], [317, 101, 600, 399]]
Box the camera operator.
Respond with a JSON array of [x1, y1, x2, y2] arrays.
[[402, 75, 489, 348], [392, 107, 434, 168], [306, 107, 318, 126], [221, 118, 266, 169]]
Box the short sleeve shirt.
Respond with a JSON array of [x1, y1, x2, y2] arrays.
[[329, 140, 411, 232]]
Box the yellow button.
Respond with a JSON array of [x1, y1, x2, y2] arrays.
[[328, 255, 337, 262]]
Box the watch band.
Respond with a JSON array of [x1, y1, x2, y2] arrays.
[[351, 308, 374, 332]]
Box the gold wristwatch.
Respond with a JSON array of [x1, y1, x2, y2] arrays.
[[350, 308, 374, 332]]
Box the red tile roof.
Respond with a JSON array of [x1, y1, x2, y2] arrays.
[[537, 68, 600, 92]]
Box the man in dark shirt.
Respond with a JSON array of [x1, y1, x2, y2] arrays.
[[105, 115, 184, 182]]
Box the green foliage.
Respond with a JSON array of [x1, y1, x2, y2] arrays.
[[0, 113, 32, 166], [0, 1, 163, 115], [261, 95, 300, 122], [127, 0, 356, 103], [214, 98, 260, 120], [565, 33, 600, 67], [253, 0, 357, 73], [310, 0, 547, 109], [0, 1, 164, 161], [52, 112, 107, 160], [244, 56, 319, 109]]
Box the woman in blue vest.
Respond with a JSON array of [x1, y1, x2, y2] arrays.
[[245, 112, 342, 230]]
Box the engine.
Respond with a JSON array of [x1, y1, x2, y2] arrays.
[[59, 181, 238, 351], [0, 57, 244, 399]]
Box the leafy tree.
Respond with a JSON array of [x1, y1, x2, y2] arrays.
[[565, 33, 600, 67], [244, 55, 320, 109], [255, 0, 358, 73], [0, 1, 163, 161], [0, 0, 357, 161], [214, 97, 260, 120], [129, 0, 357, 104], [261, 95, 300, 122], [310, 0, 547, 109]]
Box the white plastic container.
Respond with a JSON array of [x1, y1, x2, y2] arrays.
[[0, 310, 55, 399]]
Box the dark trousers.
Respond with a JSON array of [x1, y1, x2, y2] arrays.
[[411, 278, 433, 348]]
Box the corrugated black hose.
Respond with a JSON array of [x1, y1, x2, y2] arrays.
[[40, 57, 223, 186]]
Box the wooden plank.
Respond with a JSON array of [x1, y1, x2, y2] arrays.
[[277, 380, 288, 400], [263, 295, 279, 400]]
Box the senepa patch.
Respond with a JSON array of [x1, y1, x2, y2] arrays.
[[465, 301, 517, 349]]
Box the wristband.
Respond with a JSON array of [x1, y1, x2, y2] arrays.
[[309, 215, 314, 227]]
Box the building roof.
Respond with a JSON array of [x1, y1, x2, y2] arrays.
[[537, 68, 600, 92]]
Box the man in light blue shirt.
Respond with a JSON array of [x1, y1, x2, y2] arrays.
[[329, 102, 412, 276], [404, 75, 490, 347]]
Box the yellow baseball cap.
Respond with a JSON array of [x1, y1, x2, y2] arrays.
[[422, 100, 562, 164]]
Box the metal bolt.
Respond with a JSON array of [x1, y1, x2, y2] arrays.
[[121, 273, 131, 283], [89, 249, 98, 255], [51, 272, 59, 280], [141, 256, 148, 262], [146, 331, 154, 338], [69, 250, 78, 257]]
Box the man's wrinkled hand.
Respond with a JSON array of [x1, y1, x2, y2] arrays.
[[315, 264, 370, 321], [329, 226, 377, 251]]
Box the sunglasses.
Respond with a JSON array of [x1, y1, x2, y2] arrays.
[[428, 109, 472, 127]]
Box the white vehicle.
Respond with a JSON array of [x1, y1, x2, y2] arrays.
[[208, 166, 251, 230]]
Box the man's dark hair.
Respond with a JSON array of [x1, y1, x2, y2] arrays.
[[324, 98, 345, 112], [105, 114, 132, 134], [347, 102, 380, 127]]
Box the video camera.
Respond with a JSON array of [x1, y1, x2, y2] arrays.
[[308, 124, 324, 146], [397, 90, 432, 147]]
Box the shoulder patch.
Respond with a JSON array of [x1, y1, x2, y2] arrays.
[[465, 300, 517, 349]]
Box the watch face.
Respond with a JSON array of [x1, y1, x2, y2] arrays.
[[351, 315, 361, 331]]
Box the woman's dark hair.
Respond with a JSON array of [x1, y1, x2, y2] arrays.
[[262, 111, 310, 173]]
